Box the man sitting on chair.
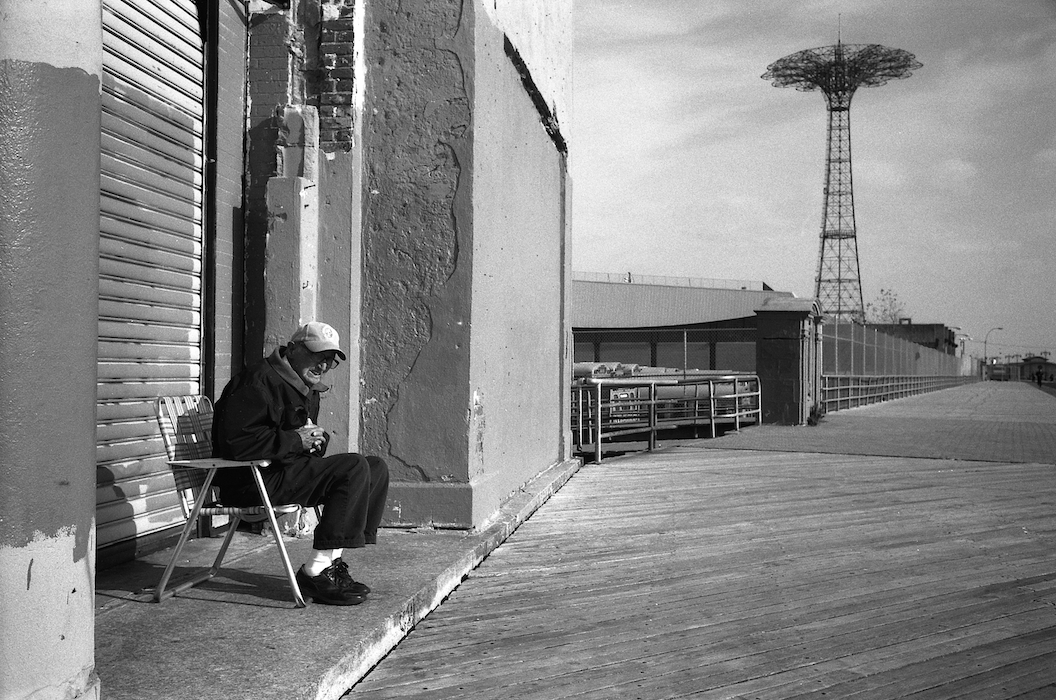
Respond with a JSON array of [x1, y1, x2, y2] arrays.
[[213, 321, 389, 606]]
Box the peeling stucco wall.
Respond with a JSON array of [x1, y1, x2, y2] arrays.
[[358, 0, 572, 527], [360, 0, 475, 483]]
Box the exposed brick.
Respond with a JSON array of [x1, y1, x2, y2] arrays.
[[324, 127, 353, 139], [320, 93, 353, 106], [320, 42, 354, 55], [322, 18, 356, 30], [323, 29, 356, 43]]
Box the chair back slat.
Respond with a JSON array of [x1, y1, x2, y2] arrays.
[[154, 396, 218, 516], [156, 395, 215, 461]]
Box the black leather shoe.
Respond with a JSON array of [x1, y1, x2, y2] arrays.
[[332, 558, 371, 596], [296, 564, 365, 605]]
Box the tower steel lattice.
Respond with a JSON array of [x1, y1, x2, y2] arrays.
[[763, 42, 921, 323]]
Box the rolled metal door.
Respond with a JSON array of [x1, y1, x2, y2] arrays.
[[96, 0, 205, 552]]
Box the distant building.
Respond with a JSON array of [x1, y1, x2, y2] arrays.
[[990, 355, 1056, 382], [866, 321, 959, 356], [1020, 356, 1056, 381], [571, 272, 795, 371]]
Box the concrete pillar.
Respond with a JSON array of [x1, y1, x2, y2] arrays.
[[359, 0, 573, 527], [755, 298, 823, 425], [0, 1, 102, 698]]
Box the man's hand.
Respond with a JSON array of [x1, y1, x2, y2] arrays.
[[295, 423, 326, 453]]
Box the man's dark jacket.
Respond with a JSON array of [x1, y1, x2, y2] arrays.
[[212, 348, 329, 490]]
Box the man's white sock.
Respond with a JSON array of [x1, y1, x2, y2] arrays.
[[303, 548, 339, 576]]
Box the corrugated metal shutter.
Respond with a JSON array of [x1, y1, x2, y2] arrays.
[[97, 0, 205, 550]]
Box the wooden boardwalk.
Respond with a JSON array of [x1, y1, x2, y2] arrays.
[[350, 384, 1056, 699]]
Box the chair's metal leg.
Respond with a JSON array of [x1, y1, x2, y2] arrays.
[[160, 518, 242, 600], [155, 468, 220, 603], [207, 514, 242, 577], [250, 466, 307, 607]]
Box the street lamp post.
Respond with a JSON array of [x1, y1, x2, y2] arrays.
[[984, 327, 1003, 379]]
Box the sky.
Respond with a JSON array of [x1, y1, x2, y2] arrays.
[[570, 0, 1056, 362]]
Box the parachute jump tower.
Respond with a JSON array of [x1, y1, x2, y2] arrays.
[[763, 42, 921, 323]]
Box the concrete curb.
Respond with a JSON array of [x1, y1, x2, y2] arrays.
[[314, 457, 583, 699]]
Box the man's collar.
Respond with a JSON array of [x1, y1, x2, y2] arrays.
[[266, 347, 330, 396]]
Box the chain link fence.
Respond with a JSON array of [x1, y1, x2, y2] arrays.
[[821, 323, 963, 376]]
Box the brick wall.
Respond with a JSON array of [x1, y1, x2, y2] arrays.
[[209, 0, 249, 393], [319, 10, 356, 151]]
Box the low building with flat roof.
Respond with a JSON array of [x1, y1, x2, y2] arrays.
[[571, 272, 796, 371]]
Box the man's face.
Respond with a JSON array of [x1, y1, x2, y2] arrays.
[[287, 342, 340, 388]]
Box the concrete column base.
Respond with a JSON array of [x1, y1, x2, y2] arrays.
[[385, 482, 475, 529]]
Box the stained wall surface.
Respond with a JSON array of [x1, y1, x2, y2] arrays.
[[0, 1, 102, 697]]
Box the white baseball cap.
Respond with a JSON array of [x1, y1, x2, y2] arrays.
[[290, 321, 346, 360]]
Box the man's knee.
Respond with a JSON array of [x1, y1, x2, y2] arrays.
[[366, 455, 388, 474], [316, 453, 368, 484], [366, 455, 389, 487], [324, 453, 386, 492]]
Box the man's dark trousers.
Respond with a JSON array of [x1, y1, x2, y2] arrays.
[[225, 453, 389, 549]]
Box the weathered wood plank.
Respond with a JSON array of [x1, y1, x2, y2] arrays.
[[352, 427, 1056, 700]]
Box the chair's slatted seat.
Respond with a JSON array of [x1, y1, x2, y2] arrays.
[[153, 395, 307, 607]]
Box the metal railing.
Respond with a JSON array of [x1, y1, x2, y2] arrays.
[[571, 374, 762, 463], [821, 374, 978, 413]]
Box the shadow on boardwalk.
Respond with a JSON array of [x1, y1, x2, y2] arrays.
[[351, 382, 1056, 699]]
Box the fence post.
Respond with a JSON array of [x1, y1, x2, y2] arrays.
[[754, 298, 823, 425], [595, 381, 603, 464], [683, 330, 688, 377], [709, 379, 717, 438], [648, 382, 658, 451]]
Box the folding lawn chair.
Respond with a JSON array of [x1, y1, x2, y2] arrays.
[[153, 395, 307, 607]]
